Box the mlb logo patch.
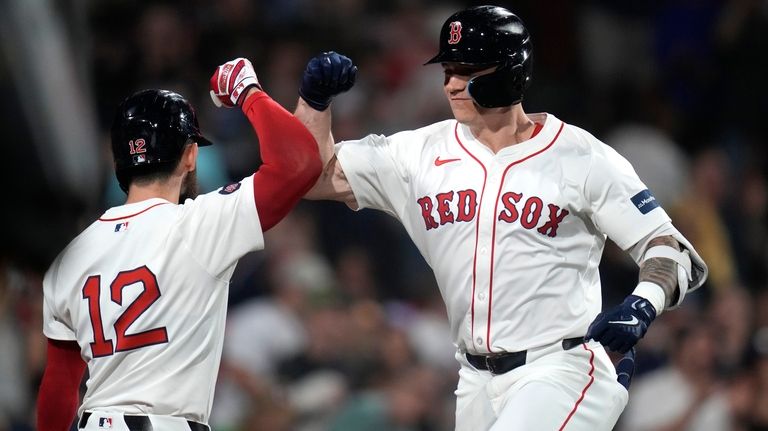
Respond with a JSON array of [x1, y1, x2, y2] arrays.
[[98, 417, 113, 429], [219, 182, 242, 195], [114, 222, 129, 232], [630, 189, 659, 214]]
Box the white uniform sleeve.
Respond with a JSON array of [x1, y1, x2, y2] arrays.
[[335, 133, 412, 217], [42, 258, 77, 341], [584, 141, 671, 250], [176, 174, 265, 278]]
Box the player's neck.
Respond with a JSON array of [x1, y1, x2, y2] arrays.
[[469, 105, 535, 154], [125, 182, 181, 205]]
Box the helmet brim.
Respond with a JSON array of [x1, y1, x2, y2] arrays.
[[424, 53, 444, 65], [423, 51, 502, 67], [193, 134, 214, 147]]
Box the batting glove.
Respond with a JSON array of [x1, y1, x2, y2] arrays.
[[299, 51, 357, 111], [586, 295, 656, 354], [210, 57, 260, 108], [615, 348, 637, 390]]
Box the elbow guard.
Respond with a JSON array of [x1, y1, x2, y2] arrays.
[[642, 245, 693, 309]]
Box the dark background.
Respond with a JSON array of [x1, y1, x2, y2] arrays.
[[1, 1, 767, 430]]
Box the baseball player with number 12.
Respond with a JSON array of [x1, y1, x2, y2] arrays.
[[36, 59, 320, 430], [293, 5, 708, 431]]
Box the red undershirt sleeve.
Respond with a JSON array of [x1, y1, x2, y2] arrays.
[[240, 92, 322, 232], [37, 339, 87, 431]]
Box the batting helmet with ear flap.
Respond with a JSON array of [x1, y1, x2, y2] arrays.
[[111, 89, 212, 192], [425, 5, 533, 108]]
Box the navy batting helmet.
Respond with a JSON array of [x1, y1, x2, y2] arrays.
[[111, 89, 212, 192], [425, 5, 533, 108]]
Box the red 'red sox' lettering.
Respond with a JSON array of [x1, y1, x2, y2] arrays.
[[418, 190, 569, 237], [456, 190, 477, 222], [417, 196, 439, 230], [436, 191, 455, 225]]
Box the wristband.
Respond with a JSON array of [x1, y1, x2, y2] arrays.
[[632, 281, 666, 315]]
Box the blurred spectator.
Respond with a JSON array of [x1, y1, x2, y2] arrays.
[[607, 124, 689, 208], [0, 261, 29, 429], [726, 368, 757, 431], [671, 147, 737, 291], [387, 294, 456, 372], [622, 324, 732, 431], [751, 337, 768, 429], [334, 245, 379, 301], [135, 5, 196, 85], [327, 365, 441, 431], [0, 260, 47, 431], [709, 286, 754, 375], [727, 167, 768, 290], [212, 236, 336, 429]]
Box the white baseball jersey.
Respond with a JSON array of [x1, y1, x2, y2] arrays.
[[336, 113, 671, 355], [42, 175, 263, 423]]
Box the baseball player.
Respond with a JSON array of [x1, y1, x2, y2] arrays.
[[36, 58, 321, 430], [294, 6, 708, 431]]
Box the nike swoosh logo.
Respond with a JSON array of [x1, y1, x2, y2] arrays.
[[434, 156, 461, 166], [608, 316, 639, 326]]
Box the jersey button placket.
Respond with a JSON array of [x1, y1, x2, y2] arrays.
[[472, 161, 501, 353]]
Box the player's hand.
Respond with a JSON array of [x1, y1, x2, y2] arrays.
[[585, 295, 656, 354], [299, 51, 357, 111], [210, 58, 260, 108]]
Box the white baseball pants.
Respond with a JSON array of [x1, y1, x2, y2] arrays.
[[454, 340, 628, 430]]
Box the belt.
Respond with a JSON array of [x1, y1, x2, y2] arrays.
[[466, 336, 585, 375], [78, 412, 210, 431]]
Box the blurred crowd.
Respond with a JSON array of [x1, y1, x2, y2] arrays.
[[1, 0, 768, 430]]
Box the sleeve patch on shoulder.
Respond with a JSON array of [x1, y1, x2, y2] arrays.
[[219, 182, 242, 195], [631, 189, 659, 214]]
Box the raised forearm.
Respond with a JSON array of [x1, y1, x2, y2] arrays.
[[294, 98, 335, 167], [242, 91, 322, 231], [639, 235, 681, 308]]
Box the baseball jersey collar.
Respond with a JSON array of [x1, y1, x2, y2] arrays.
[[456, 113, 562, 159], [99, 198, 172, 221]]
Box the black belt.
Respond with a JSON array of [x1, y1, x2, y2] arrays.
[[466, 336, 585, 375], [78, 412, 209, 431]]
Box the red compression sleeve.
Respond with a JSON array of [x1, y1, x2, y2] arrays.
[[241, 92, 321, 232], [37, 339, 87, 431]]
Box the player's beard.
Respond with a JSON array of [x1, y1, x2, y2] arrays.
[[179, 170, 199, 202]]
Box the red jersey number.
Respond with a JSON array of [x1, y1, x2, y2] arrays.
[[82, 266, 168, 357]]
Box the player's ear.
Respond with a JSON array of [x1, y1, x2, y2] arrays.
[[181, 142, 198, 172]]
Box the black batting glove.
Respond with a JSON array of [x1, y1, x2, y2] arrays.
[[299, 51, 357, 111], [586, 295, 657, 354]]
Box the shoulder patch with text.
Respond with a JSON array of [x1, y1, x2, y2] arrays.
[[630, 189, 659, 214], [219, 182, 242, 195]]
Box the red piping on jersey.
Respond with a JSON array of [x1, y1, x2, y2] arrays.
[[98, 202, 169, 221], [531, 122, 544, 139], [558, 343, 595, 430], [453, 122, 488, 344], [486, 121, 564, 351]]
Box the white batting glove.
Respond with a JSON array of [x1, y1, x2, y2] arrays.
[[209, 58, 260, 108]]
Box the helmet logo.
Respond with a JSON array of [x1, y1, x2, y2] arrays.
[[128, 139, 147, 155], [448, 21, 462, 45]]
